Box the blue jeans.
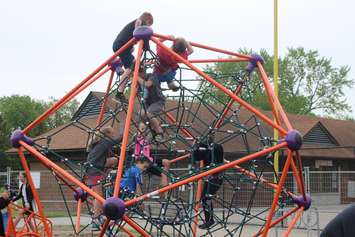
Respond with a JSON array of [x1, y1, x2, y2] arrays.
[[156, 70, 177, 83]]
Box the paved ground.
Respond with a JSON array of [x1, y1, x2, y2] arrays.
[[47, 204, 350, 236]]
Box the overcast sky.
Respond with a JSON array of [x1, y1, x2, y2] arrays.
[[1, 0, 354, 117]]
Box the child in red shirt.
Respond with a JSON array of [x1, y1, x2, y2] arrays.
[[154, 36, 193, 91]]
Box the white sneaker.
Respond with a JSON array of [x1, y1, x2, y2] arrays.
[[168, 81, 180, 92]]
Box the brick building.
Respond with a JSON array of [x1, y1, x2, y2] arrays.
[[7, 91, 355, 210]]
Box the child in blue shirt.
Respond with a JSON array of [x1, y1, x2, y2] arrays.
[[120, 156, 151, 196]]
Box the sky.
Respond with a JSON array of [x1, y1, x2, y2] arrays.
[[0, 0, 354, 117]]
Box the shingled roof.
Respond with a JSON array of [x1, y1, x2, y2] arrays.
[[7, 91, 355, 160]]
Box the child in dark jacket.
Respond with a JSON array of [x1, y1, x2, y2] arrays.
[[137, 73, 165, 143], [112, 12, 154, 103], [86, 126, 123, 218], [193, 133, 224, 229]]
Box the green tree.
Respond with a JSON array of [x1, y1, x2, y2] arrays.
[[201, 47, 353, 117], [0, 114, 21, 169], [0, 115, 10, 151], [0, 95, 49, 137], [0, 95, 79, 169], [45, 97, 80, 129]]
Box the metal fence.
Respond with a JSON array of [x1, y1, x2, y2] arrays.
[[1, 168, 355, 234], [1, 169, 355, 207]]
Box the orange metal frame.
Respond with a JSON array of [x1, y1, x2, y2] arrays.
[[13, 33, 307, 237], [6, 202, 53, 236]]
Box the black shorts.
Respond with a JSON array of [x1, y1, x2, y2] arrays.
[[145, 101, 164, 116], [112, 42, 135, 69], [147, 158, 163, 177], [202, 177, 223, 199]]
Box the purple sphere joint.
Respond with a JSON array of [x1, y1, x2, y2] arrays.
[[133, 26, 153, 40], [110, 58, 122, 70], [74, 188, 88, 202], [246, 54, 265, 73], [292, 194, 312, 211], [10, 129, 34, 148], [285, 130, 303, 151], [103, 197, 126, 220]]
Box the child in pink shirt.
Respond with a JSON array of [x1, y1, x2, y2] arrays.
[[135, 122, 171, 188]]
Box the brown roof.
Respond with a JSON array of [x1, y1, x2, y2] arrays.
[[7, 91, 355, 160]]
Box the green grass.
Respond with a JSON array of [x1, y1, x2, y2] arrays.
[[43, 210, 69, 218]]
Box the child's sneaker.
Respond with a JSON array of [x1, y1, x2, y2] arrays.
[[168, 81, 180, 92], [115, 66, 124, 76], [110, 59, 124, 76], [198, 219, 215, 229]]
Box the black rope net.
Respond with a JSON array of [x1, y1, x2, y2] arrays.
[[30, 46, 296, 237]]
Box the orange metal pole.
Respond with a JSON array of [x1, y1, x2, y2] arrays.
[[214, 84, 243, 129], [101, 220, 137, 237], [123, 216, 150, 237], [189, 58, 249, 63], [170, 151, 287, 197], [97, 69, 115, 126], [120, 225, 137, 237], [257, 62, 292, 131], [290, 158, 306, 197], [20, 141, 105, 203], [153, 33, 252, 60], [151, 38, 287, 136], [75, 199, 82, 234], [125, 142, 287, 207], [170, 153, 191, 164], [20, 141, 149, 236], [98, 219, 110, 237], [283, 207, 304, 237], [98, 214, 148, 237], [6, 205, 16, 236], [256, 62, 282, 126], [165, 112, 194, 140], [23, 38, 136, 134], [253, 206, 300, 237], [59, 67, 112, 111], [113, 40, 144, 197], [192, 161, 204, 237], [262, 150, 293, 237], [17, 148, 51, 236], [231, 163, 279, 190], [165, 111, 203, 235], [295, 151, 306, 198]]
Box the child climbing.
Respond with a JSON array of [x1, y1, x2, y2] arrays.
[[120, 155, 151, 195], [85, 126, 122, 218], [154, 35, 193, 91], [137, 72, 165, 143], [112, 12, 154, 104], [135, 122, 171, 188], [193, 132, 224, 229]]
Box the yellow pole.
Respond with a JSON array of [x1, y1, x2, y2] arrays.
[[274, 0, 279, 178]]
